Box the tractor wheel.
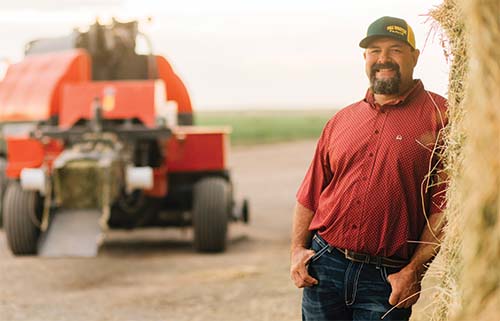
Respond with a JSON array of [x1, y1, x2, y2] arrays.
[[192, 177, 230, 252], [0, 158, 6, 228], [4, 181, 42, 255]]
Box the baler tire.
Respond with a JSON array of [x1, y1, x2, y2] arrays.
[[0, 157, 7, 228], [4, 181, 41, 255], [192, 177, 230, 252], [0, 158, 7, 228]]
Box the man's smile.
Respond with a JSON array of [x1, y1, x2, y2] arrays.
[[376, 68, 397, 77]]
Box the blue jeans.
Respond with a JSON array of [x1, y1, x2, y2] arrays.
[[302, 234, 412, 321]]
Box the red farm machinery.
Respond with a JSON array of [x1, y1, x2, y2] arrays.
[[0, 19, 248, 256]]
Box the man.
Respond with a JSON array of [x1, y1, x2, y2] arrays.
[[290, 16, 447, 321]]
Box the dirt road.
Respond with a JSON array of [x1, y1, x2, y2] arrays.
[[0, 140, 317, 321]]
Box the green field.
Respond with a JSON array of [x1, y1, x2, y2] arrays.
[[195, 110, 336, 145]]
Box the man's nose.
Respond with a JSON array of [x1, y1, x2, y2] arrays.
[[377, 53, 391, 64]]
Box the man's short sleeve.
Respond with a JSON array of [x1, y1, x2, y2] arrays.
[[296, 121, 333, 212]]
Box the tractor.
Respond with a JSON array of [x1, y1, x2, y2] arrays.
[[0, 19, 248, 256]]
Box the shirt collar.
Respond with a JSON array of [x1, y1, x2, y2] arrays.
[[364, 80, 424, 110]]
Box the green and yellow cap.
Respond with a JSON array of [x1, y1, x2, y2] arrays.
[[359, 16, 416, 49]]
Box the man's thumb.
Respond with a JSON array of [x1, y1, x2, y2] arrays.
[[388, 291, 399, 306]]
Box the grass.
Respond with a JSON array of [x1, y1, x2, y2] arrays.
[[195, 110, 336, 146]]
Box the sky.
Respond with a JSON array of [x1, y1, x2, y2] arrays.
[[0, 0, 449, 110]]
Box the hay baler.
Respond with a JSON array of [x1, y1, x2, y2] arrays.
[[0, 19, 248, 256]]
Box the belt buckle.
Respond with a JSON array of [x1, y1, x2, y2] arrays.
[[343, 248, 406, 268], [345, 249, 370, 264], [359, 252, 371, 264]]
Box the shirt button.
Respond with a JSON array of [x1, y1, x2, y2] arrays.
[[356, 200, 361, 205], [352, 224, 357, 229], [374, 130, 379, 134], [369, 152, 374, 157]]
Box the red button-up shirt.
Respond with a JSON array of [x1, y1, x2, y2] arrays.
[[297, 80, 447, 259]]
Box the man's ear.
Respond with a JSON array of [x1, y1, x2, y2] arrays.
[[412, 49, 420, 67], [363, 51, 367, 60]]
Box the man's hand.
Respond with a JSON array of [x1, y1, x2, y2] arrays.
[[290, 246, 319, 288], [387, 266, 422, 308]]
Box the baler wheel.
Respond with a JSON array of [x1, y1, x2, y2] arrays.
[[192, 177, 230, 252], [4, 181, 42, 255], [0, 158, 7, 228]]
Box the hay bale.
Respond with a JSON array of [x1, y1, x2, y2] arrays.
[[54, 159, 123, 209], [54, 159, 101, 208], [426, 1, 469, 320], [455, 0, 500, 319], [427, 0, 500, 320]]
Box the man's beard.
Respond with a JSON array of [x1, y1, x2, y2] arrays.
[[369, 62, 402, 95]]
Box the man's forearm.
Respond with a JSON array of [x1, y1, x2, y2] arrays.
[[290, 202, 319, 287], [405, 211, 446, 277], [290, 202, 315, 252], [387, 211, 446, 307]]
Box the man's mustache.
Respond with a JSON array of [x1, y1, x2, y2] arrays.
[[370, 62, 400, 75]]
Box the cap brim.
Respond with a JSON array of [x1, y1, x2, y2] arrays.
[[359, 36, 379, 48], [359, 35, 414, 49]]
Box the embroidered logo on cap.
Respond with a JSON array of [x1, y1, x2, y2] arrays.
[[386, 25, 407, 36]]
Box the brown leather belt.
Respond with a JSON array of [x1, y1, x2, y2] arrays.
[[336, 248, 408, 268]]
